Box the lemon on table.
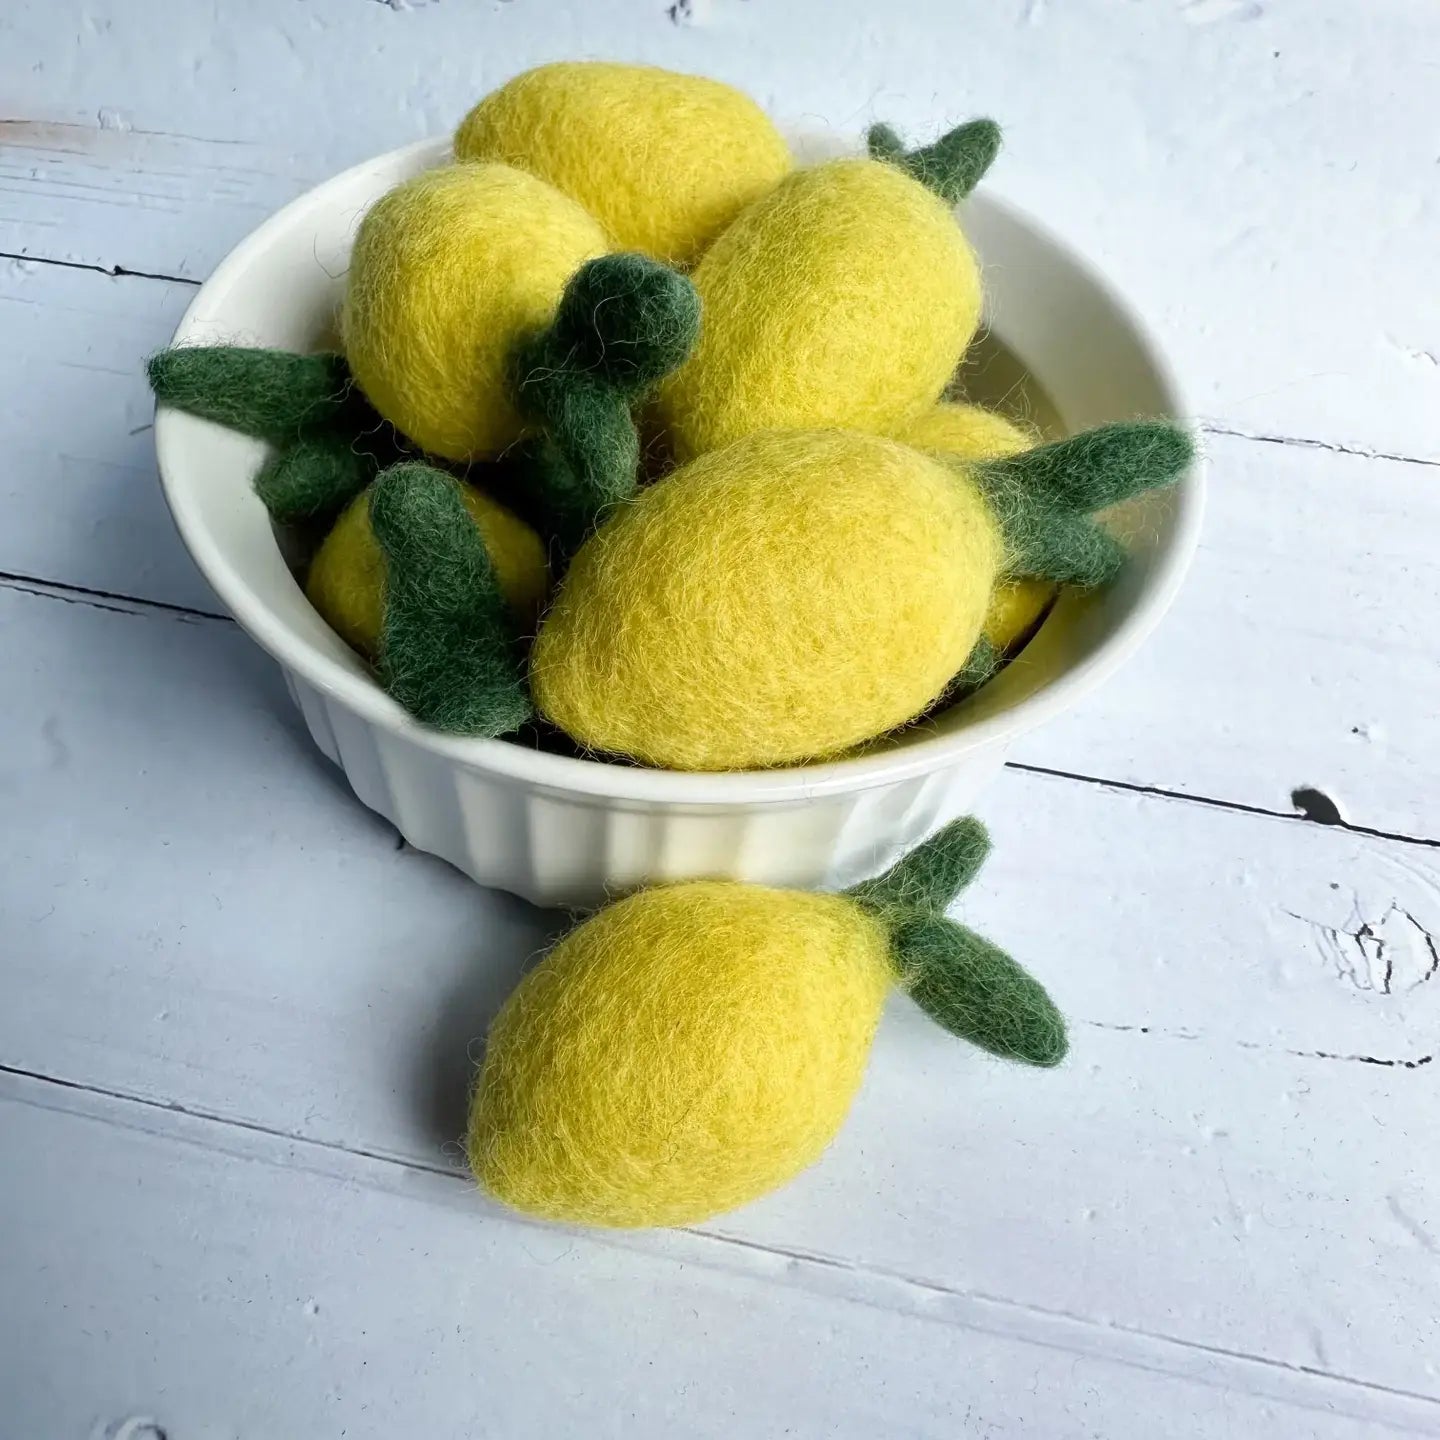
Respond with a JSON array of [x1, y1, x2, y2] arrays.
[[470, 818, 1067, 1228]]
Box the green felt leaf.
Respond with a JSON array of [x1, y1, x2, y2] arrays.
[[147, 346, 362, 445], [891, 912, 1069, 1067], [867, 118, 1002, 203], [546, 253, 702, 393], [865, 122, 908, 165], [510, 254, 700, 560], [254, 432, 377, 526], [369, 462, 531, 737], [1007, 511, 1130, 587], [971, 419, 1194, 586], [848, 817, 991, 917], [977, 420, 1194, 516]]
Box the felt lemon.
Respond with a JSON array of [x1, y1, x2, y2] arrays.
[[982, 579, 1056, 653], [527, 421, 1192, 770], [455, 62, 792, 268], [358, 421, 1190, 751], [654, 120, 999, 462], [533, 428, 1002, 770], [470, 818, 1067, 1228], [896, 401, 1056, 652], [342, 163, 609, 462], [306, 480, 547, 660], [896, 399, 1038, 463]]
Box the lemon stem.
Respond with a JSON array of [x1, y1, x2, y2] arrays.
[[511, 254, 701, 561], [848, 818, 1068, 1066], [866, 118, 1002, 203], [847, 816, 991, 917], [888, 912, 1069, 1067], [970, 419, 1194, 585], [147, 345, 400, 525]]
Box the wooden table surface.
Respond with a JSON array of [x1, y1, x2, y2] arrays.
[[2, 2, 1437, 1435]]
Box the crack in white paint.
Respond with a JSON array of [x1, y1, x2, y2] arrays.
[[1388, 335, 1440, 370], [1284, 898, 1440, 995], [1202, 421, 1440, 469], [1388, 1194, 1438, 1254], [1081, 1020, 1434, 1070]]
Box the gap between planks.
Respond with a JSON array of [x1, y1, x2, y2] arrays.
[[1203, 423, 1440, 472], [2, 1061, 1438, 1435], [5, 242, 1440, 474], [5, 568, 1440, 855], [0, 246, 196, 288]]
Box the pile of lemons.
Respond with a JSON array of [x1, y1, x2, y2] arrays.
[[303, 61, 1190, 771], [149, 64, 1195, 1231]]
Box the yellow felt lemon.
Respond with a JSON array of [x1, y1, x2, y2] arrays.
[[306, 480, 547, 659], [896, 400, 1038, 462], [363, 421, 1189, 747], [895, 402, 1056, 650], [531, 428, 1002, 771], [342, 163, 608, 462], [654, 136, 991, 462], [983, 579, 1056, 652], [473, 883, 891, 1227], [454, 62, 792, 268], [470, 819, 1068, 1229]]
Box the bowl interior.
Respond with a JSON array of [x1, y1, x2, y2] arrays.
[[156, 137, 1199, 804]]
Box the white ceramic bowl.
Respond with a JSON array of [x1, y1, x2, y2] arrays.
[[155, 136, 1202, 907]]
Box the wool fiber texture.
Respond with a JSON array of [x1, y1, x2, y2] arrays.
[[973, 419, 1195, 587], [511, 254, 701, 558], [342, 163, 608, 462], [981, 419, 1194, 516], [850, 818, 1068, 1068], [531, 428, 1002, 771], [896, 400, 1038, 463], [254, 433, 377, 526], [849, 816, 992, 917], [469, 881, 894, 1228], [148, 345, 405, 524], [895, 401, 1054, 649], [866, 119, 1002, 205], [307, 477, 547, 659], [889, 911, 1068, 1067], [147, 346, 359, 445], [983, 579, 1057, 650], [655, 158, 984, 462], [454, 62, 792, 267], [368, 463, 532, 735]]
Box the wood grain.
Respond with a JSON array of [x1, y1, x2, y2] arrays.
[[2, 259, 1437, 840], [3, 1, 1437, 1431], [3, 585, 1436, 1406], [3, 0, 1437, 457], [7, 1072, 1428, 1439]]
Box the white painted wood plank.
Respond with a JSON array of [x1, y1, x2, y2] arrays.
[[1013, 434, 1440, 842], [2, 1073, 1433, 1440], [3, 0, 1437, 457], [3, 258, 1438, 836], [3, 585, 1437, 1400], [0, 259, 213, 611], [5, 3, 1435, 1431]]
